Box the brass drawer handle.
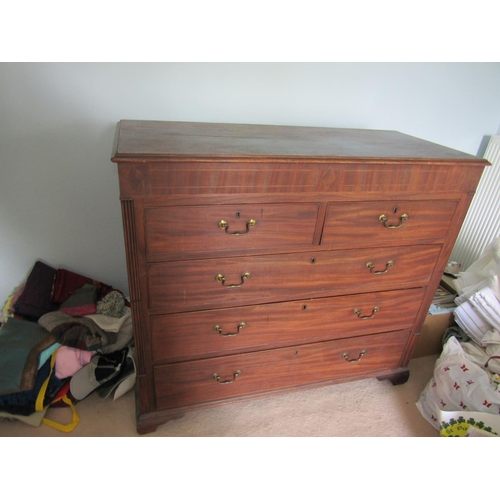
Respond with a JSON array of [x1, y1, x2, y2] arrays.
[[353, 306, 380, 319], [343, 350, 367, 363], [218, 219, 256, 236], [215, 272, 251, 288], [366, 260, 394, 274], [213, 369, 242, 384], [213, 322, 246, 337], [379, 213, 409, 229]]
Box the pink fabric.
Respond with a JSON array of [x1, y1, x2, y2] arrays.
[[55, 346, 95, 379], [9, 284, 26, 313]]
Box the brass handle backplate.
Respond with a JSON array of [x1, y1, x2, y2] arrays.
[[213, 322, 246, 337], [379, 213, 408, 229], [353, 306, 380, 320], [213, 370, 242, 384], [343, 350, 367, 363], [366, 260, 394, 274], [215, 272, 251, 288], [218, 219, 256, 236]]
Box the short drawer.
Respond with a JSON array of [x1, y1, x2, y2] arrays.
[[147, 245, 440, 313], [321, 200, 458, 247], [151, 288, 426, 362], [145, 203, 319, 256], [154, 329, 410, 410]]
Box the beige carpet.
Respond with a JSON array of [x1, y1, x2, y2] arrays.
[[0, 354, 439, 437]]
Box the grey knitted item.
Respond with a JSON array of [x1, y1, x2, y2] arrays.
[[96, 291, 126, 318]]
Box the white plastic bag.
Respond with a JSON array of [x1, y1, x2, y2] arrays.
[[416, 336, 500, 430], [454, 236, 500, 302]]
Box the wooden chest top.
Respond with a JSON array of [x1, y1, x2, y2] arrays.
[[112, 120, 483, 163]]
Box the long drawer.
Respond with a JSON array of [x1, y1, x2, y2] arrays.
[[154, 329, 410, 410], [321, 200, 458, 248], [145, 203, 320, 256], [151, 288, 426, 362], [147, 245, 440, 313]]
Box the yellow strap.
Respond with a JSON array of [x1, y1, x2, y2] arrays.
[[42, 395, 80, 433], [34, 349, 80, 432], [35, 350, 57, 412]]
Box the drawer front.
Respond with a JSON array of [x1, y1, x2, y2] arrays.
[[151, 288, 426, 362], [145, 203, 319, 256], [154, 329, 410, 410], [148, 245, 440, 313], [321, 200, 458, 247]]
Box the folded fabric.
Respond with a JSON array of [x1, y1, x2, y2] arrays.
[[38, 311, 117, 351], [38, 342, 61, 369], [455, 278, 489, 305], [481, 329, 500, 345], [470, 286, 500, 332], [0, 317, 57, 396], [95, 312, 134, 355], [55, 346, 95, 379], [58, 303, 96, 317], [8, 284, 25, 314], [58, 284, 98, 317], [442, 325, 469, 346], [454, 301, 493, 346], [14, 261, 57, 320], [51, 268, 113, 305], [70, 348, 128, 401], [1, 285, 26, 325], [84, 307, 131, 332], [0, 296, 13, 325]]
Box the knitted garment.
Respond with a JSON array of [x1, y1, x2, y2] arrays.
[[96, 291, 126, 318]]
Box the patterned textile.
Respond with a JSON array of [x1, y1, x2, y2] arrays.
[[96, 291, 127, 318], [38, 311, 117, 352]]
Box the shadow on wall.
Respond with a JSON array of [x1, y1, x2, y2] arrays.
[[478, 135, 493, 158]]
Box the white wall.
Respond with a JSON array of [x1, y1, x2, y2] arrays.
[[1, 62, 500, 302]]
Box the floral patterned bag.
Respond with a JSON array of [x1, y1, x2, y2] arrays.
[[417, 336, 500, 432]]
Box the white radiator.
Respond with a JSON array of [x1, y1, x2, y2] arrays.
[[450, 135, 500, 271]]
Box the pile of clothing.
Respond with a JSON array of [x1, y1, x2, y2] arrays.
[[417, 237, 500, 436], [0, 261, 136, 432]]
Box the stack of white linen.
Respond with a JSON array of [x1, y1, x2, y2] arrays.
[[453, 237, 500, 347]]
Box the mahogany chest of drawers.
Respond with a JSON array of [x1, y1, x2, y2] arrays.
[[111, 120, 488, 434]]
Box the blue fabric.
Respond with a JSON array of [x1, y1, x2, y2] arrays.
[[0, 354, 68, 416], [38, 343, 61, 369]]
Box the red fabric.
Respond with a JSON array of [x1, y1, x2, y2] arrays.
[[49, 381, 70, 407], [50, 380, 78, 407], [51, 269, 113, 305], [59, 303, 97, 317]]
